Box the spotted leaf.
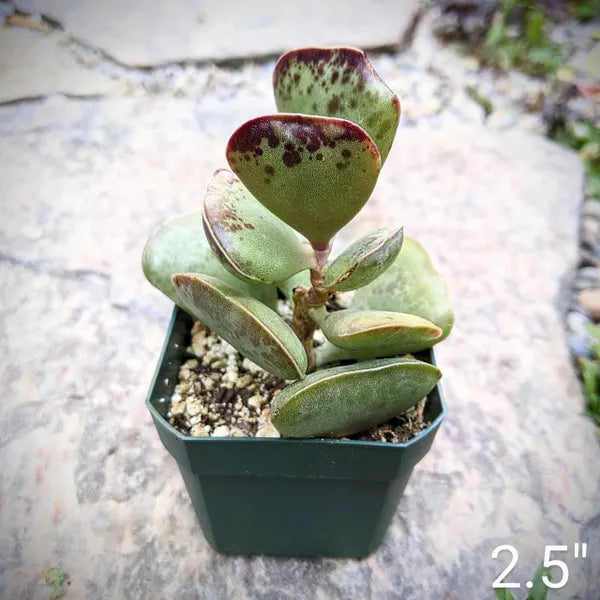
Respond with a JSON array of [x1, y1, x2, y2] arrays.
[[226, 114, 381, 249], [142, 211, 277, 308], [351, 237, 454, 340], [322, 227, 403, 291], [203, 169, 316, 284], [172, 273, 307, 380], [273, 47, 400, 163], [271, 357, 441, 438]]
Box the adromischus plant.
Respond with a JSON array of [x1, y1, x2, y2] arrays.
[[143, 47, 454, 439]]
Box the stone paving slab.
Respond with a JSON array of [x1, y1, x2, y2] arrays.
[[0, 26, 118, 102], [1, 83, 598, 598], [14, 0, 419, 66]]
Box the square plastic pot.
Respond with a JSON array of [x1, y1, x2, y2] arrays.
[[146, 306, 447, 558]]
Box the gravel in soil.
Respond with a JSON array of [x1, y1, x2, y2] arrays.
[[166, 320, 430, 442]]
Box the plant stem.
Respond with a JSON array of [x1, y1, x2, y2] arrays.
[[292, 268, 332, 373]]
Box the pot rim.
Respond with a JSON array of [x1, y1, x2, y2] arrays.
[[146, 395, 446, 448]]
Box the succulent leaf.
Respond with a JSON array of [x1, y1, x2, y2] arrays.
[[142, 211, 277, 308], [203, 169, 316, 284], [226, 114, 381, 248], [320, 309, 442, 356], [314, 340, 359, 367], [271, 357, 441, 438], [172, 273, 307, 380], [277, 270, 312, 300], [351, 237, 454, 340], [273, 47, 400, 163], [322, 227, 403, 291]]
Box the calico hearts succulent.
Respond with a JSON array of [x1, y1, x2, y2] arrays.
[[143, 47, 454, 439]]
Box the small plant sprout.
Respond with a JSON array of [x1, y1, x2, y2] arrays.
[[143, 47, 454, 438]]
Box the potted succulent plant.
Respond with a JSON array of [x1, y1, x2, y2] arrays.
[[143, 47, 454, 558]]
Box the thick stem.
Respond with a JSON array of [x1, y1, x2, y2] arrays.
[[292, 271, 332, 373], [311, 241, 331, 271], [291, 242, 332, 373], [292, 286, 318, 372]]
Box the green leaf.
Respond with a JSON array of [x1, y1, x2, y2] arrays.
[[45, 568, 69, 600], [569, 0, 600, 22], [314, 340, 358, 367], [527, 46, 561, 71], [142, 210, 277, 308], [585, 321, 600, 344], [351, 237, 454, 340], [585, 405, 600, 426], [494, 589, 515, 600], [271, 356, 441, 438], [322, 227, 403, 291], [203, 169, 316, 283], [485, 12, 506, 49], [527, 562, 552, 600], [319, 309, 442, 356], [588, 173, 600, 199], [226, 114, 381, 249], [465, 85, 494, 117], [172, 273, 307, 380], [277, 270, 312, 300], [525, 9, 546, 46], [581, 358, 600, 408], [273, 47, 400, 163]]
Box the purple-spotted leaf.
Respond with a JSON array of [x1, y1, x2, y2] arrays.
[[203, 169, 316, 284], [142, 211, 277, 308], [320, 309, 442, 357], [271, 357, 441, 438], [322, 227, 403, 291], [226, 114, 381, 249], [352, 237, 454, 341], [172, 274, 307, 380], [273, 47, 400, 163]]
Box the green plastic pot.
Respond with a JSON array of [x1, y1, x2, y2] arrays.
[[146, 306, 447, 558]]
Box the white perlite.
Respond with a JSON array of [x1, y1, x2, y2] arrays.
[[166, 322, 285, 438]]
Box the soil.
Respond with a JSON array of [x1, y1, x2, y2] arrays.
[[166, 320, 430, 442]]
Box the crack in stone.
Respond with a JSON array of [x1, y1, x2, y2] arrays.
[[68, 35, 401, 73], [10, 2, 402, 74], [0, 93, 105, 107], [0, 250, 110, 281]]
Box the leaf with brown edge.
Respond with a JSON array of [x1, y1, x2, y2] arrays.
[[351, 237, 455, 341], [322, 227, 403, 291], [172, 273, 307, 380], [273, 47, 400, 163], [203, 169, 316, 284], [320, 309, 442, 357], [142, 210, 277, 309], [271, 357, 441, 438], [226, 114, 381, 249]]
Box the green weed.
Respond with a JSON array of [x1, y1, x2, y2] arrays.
[[553, 119, 600, 199], [578, 322, 600, 426], [44, 568, 70, 600], [494, 563, 552, 599], [568, 0, 600, 22], [483, 0, 563, 76]]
